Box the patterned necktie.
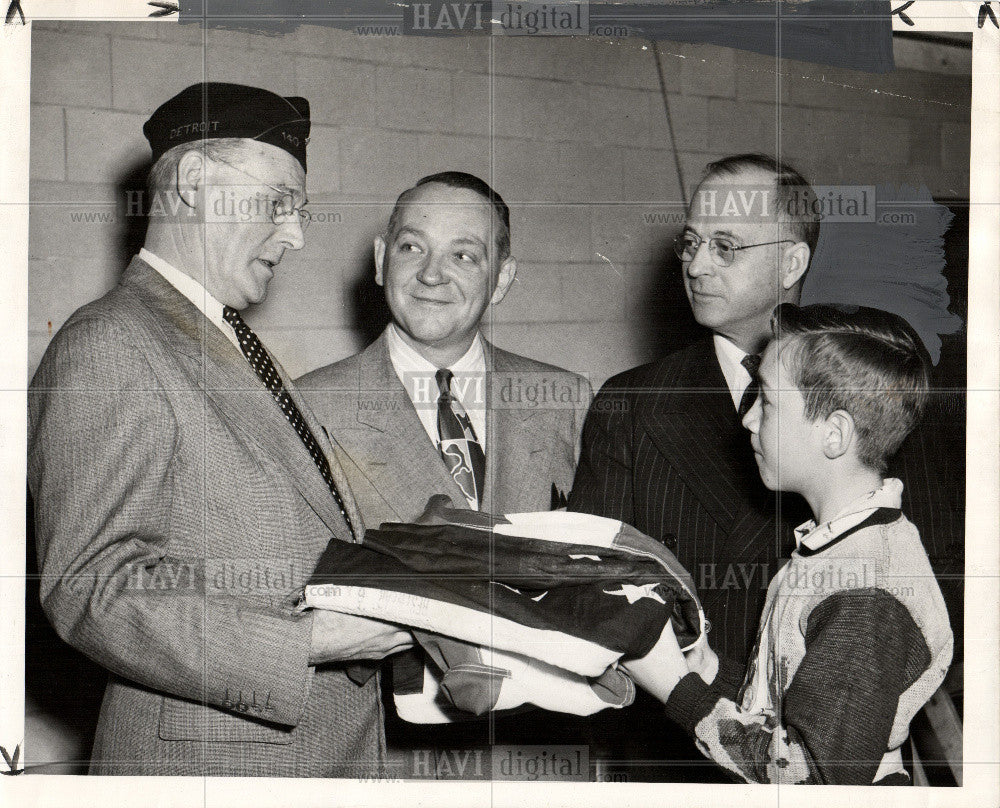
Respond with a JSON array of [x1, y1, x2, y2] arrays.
[[223, 306, 356, 540], [738, 353, 762, 419], [435, 368, 485, 510]]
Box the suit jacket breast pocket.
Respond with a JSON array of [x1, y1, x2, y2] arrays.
[[158, 695, 294, 745]]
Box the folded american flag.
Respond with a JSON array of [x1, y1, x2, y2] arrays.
[[305, 501, 705, 720]]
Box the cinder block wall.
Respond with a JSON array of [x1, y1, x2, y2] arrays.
[[29, 21, 970, 389]]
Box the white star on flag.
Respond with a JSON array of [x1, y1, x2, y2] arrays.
[[603, 583, 667, 605]]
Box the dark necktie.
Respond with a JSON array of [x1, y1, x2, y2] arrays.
[[738, 353, 762, 419], [436, 368, 486, 509], [223, 306, 356, 540]]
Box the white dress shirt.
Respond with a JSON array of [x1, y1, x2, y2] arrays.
[[713, 333, 755, 411], [139, 248, 240, 351], [385, 323, 488, 459]]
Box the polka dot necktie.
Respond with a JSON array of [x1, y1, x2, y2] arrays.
[[223, 306, 355, 540], [738, 353, 762, 419], [436, 368, 485, 510]]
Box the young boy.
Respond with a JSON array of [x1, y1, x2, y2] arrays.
[[624, 303, 953, 785]]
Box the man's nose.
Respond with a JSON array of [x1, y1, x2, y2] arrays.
[[685, 240, 714, 277], [741, 396, 761, 432], [416, 252, 447, 285], [277, 218, 305, 251]]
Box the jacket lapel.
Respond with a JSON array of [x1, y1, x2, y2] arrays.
[[121, 259, 352, 538], [484, 344, 548, 515], [639, 339, 767, 540], [345, 335, 468, 522]]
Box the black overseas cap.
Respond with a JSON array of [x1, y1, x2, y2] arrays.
[[143, 82, 311, 171]]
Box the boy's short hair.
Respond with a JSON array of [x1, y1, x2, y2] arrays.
[[771, 303, 931, 473]]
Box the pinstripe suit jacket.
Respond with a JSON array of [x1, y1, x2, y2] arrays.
[[296, 331, 592, 527], [27, 258, 383, 777]]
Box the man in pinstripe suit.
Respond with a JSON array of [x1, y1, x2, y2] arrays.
[[569, 153, 963, 781]]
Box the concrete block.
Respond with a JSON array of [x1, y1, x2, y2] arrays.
[[510, 203, 593, 263], [302, 125, 340, 195], [111, 37, 204, 112], [451, 72, 492, 137], [30, 105, 65, 183], [493, 36, 660, 91], [416, 134, 492, 181], [656, 40, 736, 99], [591, 203, 677, 266], [295, 57, 377, 129], [492, 262, 565, 324], [65, 108, 150, 185], [707, 98, 776, 154], [618, 148, 685, 205], [202, 43, 298, 97], [556, 143, 624, 203], [488, 321, 640, 386], [31, 30, 112, 108], [585, 85, 654, 147], [653, 93, 708, 152], [59, 20, 161, 40], [338, 128, 423, 199], [734, 49, 781, 104], [558, 262, 627, 322], [494, 139, 564, 203], [29, 258, 79, 334], [29, 181, 124, 269], [250, 258, 356, 331], [375, 65, 456, 133], [492, 76, 589, 142], [674, 150, 727, 201]]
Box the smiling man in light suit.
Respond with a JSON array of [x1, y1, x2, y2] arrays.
[[298, 172, 591, 525], [297, 172, 592, 773]]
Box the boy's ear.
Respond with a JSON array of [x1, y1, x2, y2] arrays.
[[822, 409, 856, 460]]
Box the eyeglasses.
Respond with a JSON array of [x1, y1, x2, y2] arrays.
[[673, 231, 794, 268], [209, 155, 311, 230]]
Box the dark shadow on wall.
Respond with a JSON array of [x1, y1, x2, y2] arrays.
[[114, 159, 153, 272], [631, 234, 703, 358], [347, 249, 393, 347]]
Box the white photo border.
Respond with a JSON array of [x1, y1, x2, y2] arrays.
[[1, 1, 996, 806]]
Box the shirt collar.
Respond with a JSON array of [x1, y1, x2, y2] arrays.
[[385, 322, 485, 376], [794, 478, 904, 552], [712, 333, 754, 409], [139, 247, 228, 330]]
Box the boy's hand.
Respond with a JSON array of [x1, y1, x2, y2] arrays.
[[684, 634, 719, 685], [621, 621, 688, 704]]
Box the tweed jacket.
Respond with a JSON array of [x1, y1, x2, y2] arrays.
[[27, 257, 381, 777], [296, 330, 593, 526]]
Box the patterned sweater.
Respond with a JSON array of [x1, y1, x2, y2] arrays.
[[663, 480, 953, 785]]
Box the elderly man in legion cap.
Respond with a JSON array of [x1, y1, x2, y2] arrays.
[[27, 82, 412, 777]]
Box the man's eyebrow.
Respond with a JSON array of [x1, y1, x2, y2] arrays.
[[451, 236, 488, 249]]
